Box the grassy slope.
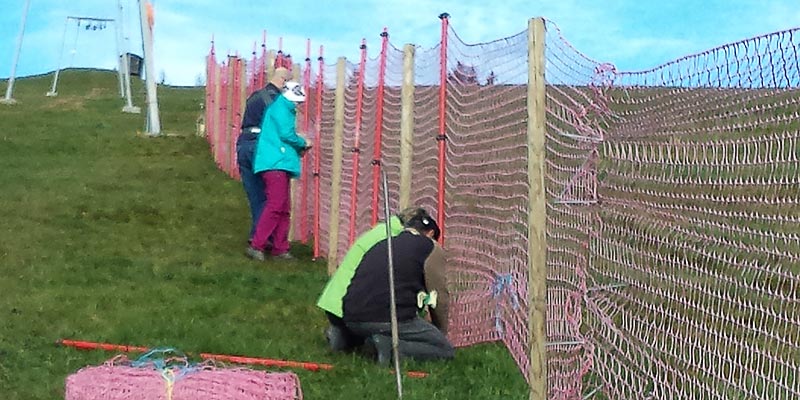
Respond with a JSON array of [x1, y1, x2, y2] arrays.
[[0, 70, 528, 400]]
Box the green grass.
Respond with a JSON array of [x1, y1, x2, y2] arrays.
[[0, 70, 528, 399]]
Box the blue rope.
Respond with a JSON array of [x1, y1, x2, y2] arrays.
[[129, 347, 199, 382], [492, 273, 520, 337]]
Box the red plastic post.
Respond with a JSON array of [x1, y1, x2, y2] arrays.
[[259, 31, 267, 89], [231, 57, 242, 179], [199, 352, 332, 372], [58, 338, 428, 377], [276, 37, 290, 70], [371, 29, 389, 225], [205, 38, 215, 148], [313, 46, 324, 259], [57, 338, 331, 373], [437, 13, 449, 245], [250, 41, 257, 94], [300, 39, 312, 243], [218, 61, 228, 172], [347, 39, 368, 245], [58, 339, 150, 353]]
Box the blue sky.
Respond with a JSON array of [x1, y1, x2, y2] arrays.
[[1, 0, 798, 86]]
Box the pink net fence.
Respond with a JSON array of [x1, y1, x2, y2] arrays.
[[203, 18, 800, 399], [65, 353, 302, 400], [584, 28, 800, 399]]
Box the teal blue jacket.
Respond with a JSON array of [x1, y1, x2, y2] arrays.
[[253, 95, 307, 177]]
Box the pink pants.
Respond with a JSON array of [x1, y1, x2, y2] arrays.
[[251, 170, 291, 255]]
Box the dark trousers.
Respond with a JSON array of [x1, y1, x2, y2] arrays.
[[236, 134, 264, 240], [345, 317, 455, 361]]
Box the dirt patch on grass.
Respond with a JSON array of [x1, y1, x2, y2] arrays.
[[86, 87, 112, 99], [43, 96, 87, 111], [42, 88, 113, 111]]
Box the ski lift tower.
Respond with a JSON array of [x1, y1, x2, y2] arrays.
[[117, 0, 140, 113], [2, 0, 31, 105], [46, 16, 121, 98]]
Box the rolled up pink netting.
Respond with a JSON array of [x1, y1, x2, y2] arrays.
[[65, 357, 303, 400]]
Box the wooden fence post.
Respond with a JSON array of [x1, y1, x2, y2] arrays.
[[527, 16, 548, 400], [398, 44, 416, 211], [326, 57, 347, 274]]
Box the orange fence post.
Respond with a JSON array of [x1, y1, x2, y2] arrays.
[[371, 29, 389, 225], [300, 39, 312, 244], [312, 46, 324, 259], [347, 39, 368, 245], [436, 13, 449, 245], [205, 38, 216, 144]]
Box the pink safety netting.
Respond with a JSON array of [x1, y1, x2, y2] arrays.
[[203, 19, 800, 400], [584, 27, 800, 400], [65, 355, 303, 400]]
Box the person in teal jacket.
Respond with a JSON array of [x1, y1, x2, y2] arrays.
[[246, 82, 310, 261], [317, 207, 435, 351]]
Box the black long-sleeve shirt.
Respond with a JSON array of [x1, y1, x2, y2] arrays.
[[342, 231, 436, 323], [240, 83, 281, 130]]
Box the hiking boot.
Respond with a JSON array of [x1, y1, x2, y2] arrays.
[[273, 252, 296, 260], [325, 326, 349, 352], [245, 246, 266, 261], [365, 334, 392, 366]]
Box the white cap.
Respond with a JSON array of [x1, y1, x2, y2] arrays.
[[283, 81, 306, 102]]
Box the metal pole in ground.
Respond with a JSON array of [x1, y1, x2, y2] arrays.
[[381, 168, 403, 399], [114, 2, 125, 98], [3, 0, 32, 104], [46, 17, 69, 97], [118, 0, 139, 113]]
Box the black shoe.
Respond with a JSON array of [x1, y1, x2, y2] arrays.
[[325, 326, 349, 352], [365, 334, 392, 366]]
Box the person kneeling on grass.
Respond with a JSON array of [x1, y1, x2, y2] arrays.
[[321, 212, 454, 364], [317, 207, 430, 351]]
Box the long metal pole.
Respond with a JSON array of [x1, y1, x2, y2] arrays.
[[118, 0, 139, 113], [2, 0, 31, 104], [114, 0, 125, 98], [46, 17, 69, 97], [381, 168, 403, 399]]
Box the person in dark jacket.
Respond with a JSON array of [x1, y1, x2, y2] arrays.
[[236, 67, 291, 245], [317, 207, 433, 352], [341, 213, 454, 364]]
